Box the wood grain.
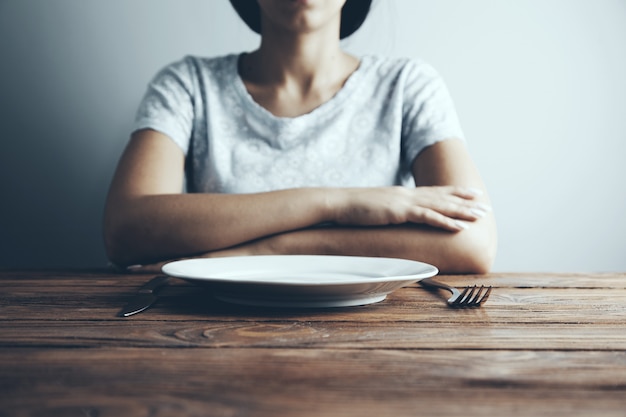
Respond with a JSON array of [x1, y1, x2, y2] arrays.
[[3, 285, 626, 323], [2, 348, 626, 417], [1, 320, 626, 350], [1, 270, 625, 416]]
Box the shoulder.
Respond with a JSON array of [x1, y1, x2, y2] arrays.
[[359, 55, 440, 80], [183, 54, 239, 73], [146, 54, 240, 92], [363, 56, 454, 109]]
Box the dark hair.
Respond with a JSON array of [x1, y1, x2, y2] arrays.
[[229, 0, 373, 39]]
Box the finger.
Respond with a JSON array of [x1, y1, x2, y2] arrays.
[[407, 207, 470, 232], [430, 199, 491, 222], [450, 186, 484, 200], [411, 190, 487, 220]]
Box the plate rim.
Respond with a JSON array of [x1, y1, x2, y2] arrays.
[[161, 254, 438, 287]]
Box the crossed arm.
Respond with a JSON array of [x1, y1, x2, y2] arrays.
[[103, 129, 497, 274]]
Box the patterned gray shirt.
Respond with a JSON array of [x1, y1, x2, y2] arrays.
[[133, 54, 465, 193]]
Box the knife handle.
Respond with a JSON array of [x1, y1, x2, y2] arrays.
[[138, 275, 171, 294]]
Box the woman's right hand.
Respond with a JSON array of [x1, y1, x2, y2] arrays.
[[327, 186, 491, 232]]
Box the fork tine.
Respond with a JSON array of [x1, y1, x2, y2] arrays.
[[452, 285, 493, 308], [451, 286, 471, 307], [467, 286, 484, 306], [469, 286, 491, 306], [421, 277, 491, 308], [461, 285, 477, 305], [477, 286, 492, 305]]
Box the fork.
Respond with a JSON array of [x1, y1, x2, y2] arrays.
[[419, 277, 491, 308]]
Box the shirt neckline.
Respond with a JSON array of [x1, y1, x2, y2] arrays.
[[229, 53, 370, 125]]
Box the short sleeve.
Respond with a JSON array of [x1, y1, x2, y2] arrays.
[[401, 60, 465, 168], [133, 58, 195, 155]]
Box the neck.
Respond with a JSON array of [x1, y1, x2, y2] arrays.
[[244, 26, 351, 92]]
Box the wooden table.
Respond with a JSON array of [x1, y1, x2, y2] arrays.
[[1, 269, 625, 416]]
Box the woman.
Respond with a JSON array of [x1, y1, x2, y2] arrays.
[[103, 0, 497, 274]]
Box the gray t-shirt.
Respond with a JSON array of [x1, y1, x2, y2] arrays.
[[134, 54, 465, 193]]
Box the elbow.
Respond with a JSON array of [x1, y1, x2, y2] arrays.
[[457, 224, 498, 275], [461, 244, 496, 275], [103, 219, 129, 268], [442, 220, 497, 275], [102, 210, 141, 268]]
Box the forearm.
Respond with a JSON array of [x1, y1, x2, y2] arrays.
[[226, 218, 497, 274], [105, 182, 487, 267], [103, 188, 333, 266]]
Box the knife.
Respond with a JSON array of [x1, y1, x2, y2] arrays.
[[117, 275, 171, 317]]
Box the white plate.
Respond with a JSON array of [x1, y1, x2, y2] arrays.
[[162, 255, 438, 308]]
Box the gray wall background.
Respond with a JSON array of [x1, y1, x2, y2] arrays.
[[1, 0, 625, 272]]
